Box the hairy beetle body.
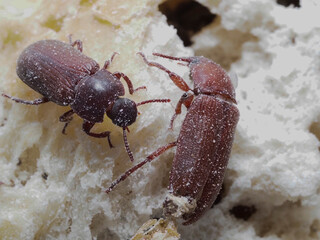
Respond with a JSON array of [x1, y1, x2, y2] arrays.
[[2, 38, 170, 162], [165, 94, 239, 224], [105, 53, 239, 225], [153, 54, 239, 225]]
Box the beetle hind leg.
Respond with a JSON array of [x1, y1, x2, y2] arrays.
[[105, 141, 176, 193], [82, 121, 114, 148], [2, 94, 49, 105]]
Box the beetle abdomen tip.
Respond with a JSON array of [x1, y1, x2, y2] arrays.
[[163, 194, 197, 218]]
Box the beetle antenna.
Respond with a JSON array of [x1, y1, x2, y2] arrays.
[[105, 141, 176, 193], [136, 99, 170, 107], [153, 53, 192, 63], [123, 127, 134, 162]]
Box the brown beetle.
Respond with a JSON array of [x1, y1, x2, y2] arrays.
[[2, 38, 170, 162], [106, 53, 239, 225]]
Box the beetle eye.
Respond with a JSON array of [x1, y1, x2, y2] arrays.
[[107, 98, 137, 127], [181, 90, 194, 99]]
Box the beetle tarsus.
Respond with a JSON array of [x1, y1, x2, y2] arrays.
[[82, 121, 114, 148]]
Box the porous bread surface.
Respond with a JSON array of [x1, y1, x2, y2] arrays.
[[0, 0, 320, 240]]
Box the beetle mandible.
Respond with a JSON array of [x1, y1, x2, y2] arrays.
[[1, 38, 170, 162], [105, 52, 239, 225]]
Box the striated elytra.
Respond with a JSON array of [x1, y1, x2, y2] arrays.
[[106, 53, 239, 225], [2, 38, 170, 162]]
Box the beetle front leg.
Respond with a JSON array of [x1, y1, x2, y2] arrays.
[[2, 94, 49, 105], [59, 109, 75, 135], [113, 71, 146, 94], [137, 52, 191, 92], [82, 121, 114, 148]]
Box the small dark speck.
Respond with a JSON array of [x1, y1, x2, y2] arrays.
[[0, 118, 8, 127], [17, 159, 22, 166], [42, 172, 48, 180], [229, 205, 256, 221], [126, 190, 133, 195]]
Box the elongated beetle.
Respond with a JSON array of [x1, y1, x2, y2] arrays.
[[2, 38, 170, 162], [105, 53, 239, 225]]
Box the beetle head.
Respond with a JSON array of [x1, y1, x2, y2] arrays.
[[107, 98, 137, 128]]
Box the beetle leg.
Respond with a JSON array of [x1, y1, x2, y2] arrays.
[[103, 52, 119, 69], [137, 52, 191, 92], [170, 92, 194, 129], [59, 109, 75, 135], [82, 121, 114, 148], [105, 141, 176, 193], [113, 71, 147, 94], [69, 35, 83, 52], [2, 94, 49, 105]]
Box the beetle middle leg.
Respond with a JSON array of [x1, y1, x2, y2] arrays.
[[82, 121, 114, 148], [169, 91, 194, 129], [59, 109, 75, 135], [2, 94, 49, 105], [68, 35, 83, 52]]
